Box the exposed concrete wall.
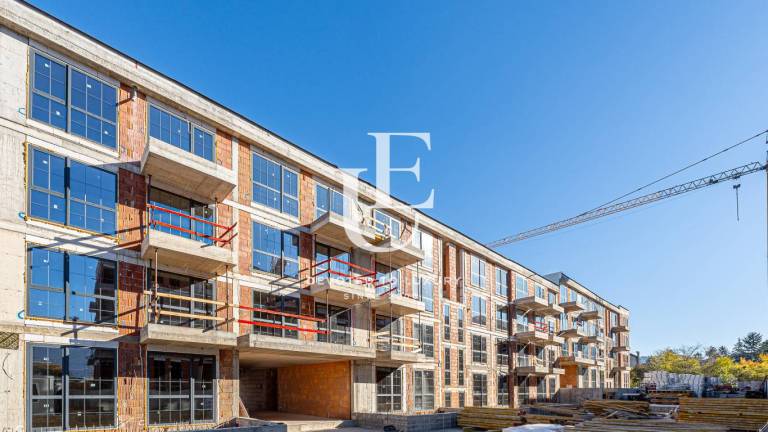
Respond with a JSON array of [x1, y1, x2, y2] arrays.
[[0, 344, 24, 430], [277, 361, 351, 419], [352, 361, 375, 414], [0, 24, 27, 125]]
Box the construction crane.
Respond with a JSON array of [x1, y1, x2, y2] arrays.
[[487, 161, 767, 248]]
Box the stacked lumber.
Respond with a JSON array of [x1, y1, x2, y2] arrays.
[[570, 418, 728, 431], [648, 391, 691, 405], [457, 406, 523, 429], [678, 397, 768, 431], [582, 400, 651, 416]]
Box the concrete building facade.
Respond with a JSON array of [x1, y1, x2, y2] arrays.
[[0, 1, 631, 431]]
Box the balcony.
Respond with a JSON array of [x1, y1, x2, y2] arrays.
[[515, 355, 550, 376], [611, 320, 630, 332], [550, 366, 565, 375], [309, 211, 380, 249], [371, 284, 425, 316], [141, 205, 236, 275], [580, 334, 601, 344], [514, 322, 563, 346], [140, 290, 236, 347], [141, 136, 236, 202], [560, 301, 585, 313], [512, 296, 561, 316], [375, 334, 427, 364], [612, 344, 630, 353], [237, 306, 375, 366], [558, 353, 596, 367], [374, 236, 425, 268], [308, 258, 376, 305], [558, 326, 587, 339], [578, 309, 600, 321]]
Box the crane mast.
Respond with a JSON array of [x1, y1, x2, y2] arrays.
[[487, 161, 767, 248]]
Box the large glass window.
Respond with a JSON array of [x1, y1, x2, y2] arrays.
[[414, 323, 434, 358], [316, 303, 351, 345], [252, 153, 298, 216], [375, 315, 403, 352], [470, 255, 486, 287], [497, 374, 509, 406], [495, 267, 508, 297], [315, 183, 347, 219], [31, 52, 117, 148], [28, 247, 116, 323], [443, 304, 451, 340], [495, 304, 508, 332], [515, 275, 528, 298], [149, 270, 215, 329], [148, 352, 214, 425], [250, 292, 300, 339], [29, 345, 116, 431], [376, 367, 402, 412], [471, 296, 486, 326], [412, 229, 433, 269], [413, 276, 434, 312], [472, 374, 487, 407], [472, 334, 487, 364], [373, 209, 400, 239], [497, 338, 509, 368], [458, 349, 465, 385], [376, 263, 400, 296], [444, 347, 451, 385], [457, 308, 465, 343], [414, 370, 435, 410], [148, 105, 215, 161], [252, 222, 299, 278], [29, 148, 116, 234], [315, 243, 350, 282]]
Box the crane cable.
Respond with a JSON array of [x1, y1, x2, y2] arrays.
[[580, 128, 768, 215]]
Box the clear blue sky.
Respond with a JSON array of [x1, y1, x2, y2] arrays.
[[31, 0, 768, 355]]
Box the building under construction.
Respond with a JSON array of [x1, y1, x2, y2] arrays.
[[0, 1, 631, 430]]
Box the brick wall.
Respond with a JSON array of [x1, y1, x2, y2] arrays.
[[118, 262, 145, 337], [117, 168, 146, 250], [443, 243, 458, 301], [216, 130, 233, 170], [117, 342, 146, 432], [237, 140, 252, 275], [218, 349, 236, 423], [118, 85, 147, 163], [277, 361, 351, 419], [299, 170, 314, 226], [240, 366, 277, 413]]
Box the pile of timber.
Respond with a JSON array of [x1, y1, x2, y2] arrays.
[[582, 400, 651, 416], [678, 397, 768, 431], [458, 406, 583, 430], [570, 418, 728, 431], [647, 391, 692, 405], [457, 407, 523, 430]]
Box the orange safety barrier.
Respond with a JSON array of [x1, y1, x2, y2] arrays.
[[310, 257, 376, 283], [235, 304, 330, 334], [147, 204, 237, 247]]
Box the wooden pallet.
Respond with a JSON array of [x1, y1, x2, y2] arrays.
[[648, 391, 692, 405], [678, 397, 768, 431], [458, 407, 524, 430]]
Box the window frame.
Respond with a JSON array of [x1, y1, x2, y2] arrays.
[[413, 370, 435, 411], [472, 373, 488, 407], [27, 246, 117, 325], [497, 373, 509, 406], [28, 147, 117, 235], [471, 296, 486, 326], [251, 222, 299, 278], [376, 367, 403, 413], [444, 347, 451, 385], [495, 304, 508, 332], [515, 274, 529, 298], [147, 102, 217, 162], [29, 49, 119, 149], [470, 255, 486, 288], [471, 334, 487, 364], [373, 209, 401, 239], [251, 152, 300, 217], [413, 275, 434, 312], [27, 344, 117, 432], [147, 351, 216, 425], [495, 267, 508, 297], [415, 323, 434, 358]]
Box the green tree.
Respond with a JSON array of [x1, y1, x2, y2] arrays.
[[646, 349, 702, 374], [733, 332, 764, 361], [704, 356, 737, 384]]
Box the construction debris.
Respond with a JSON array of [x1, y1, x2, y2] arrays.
[[647, 390, 692, 405], [458, 407, 525, 429], [677, 397, 768, 431]]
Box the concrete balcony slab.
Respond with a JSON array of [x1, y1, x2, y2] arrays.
[[309, 211, 380, 249], [375, 349, 427, 365], [141, 136, 236, 202], [140, 323, 236, 347], [579, 310, 600, 321], [374, 237, 424, 268], [558, 327, 587, 339], [558, 355, 596, 367], [371, 294, 425, 316], [516, 365, 550, 376], [612, 322, 630, 332], [560, 301, 585, 313], [141, 229, 236, 275], [309, 278, 376, 305], [238, 334, 375, 367]]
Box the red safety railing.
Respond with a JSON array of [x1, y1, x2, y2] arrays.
[[533, 321, 550, 332], [147, 204, 237, 247], [310, 257, 376, 285], [235, 304, 329, 335]]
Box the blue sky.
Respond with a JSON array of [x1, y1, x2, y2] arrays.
[[31, 0, 768, 355]]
